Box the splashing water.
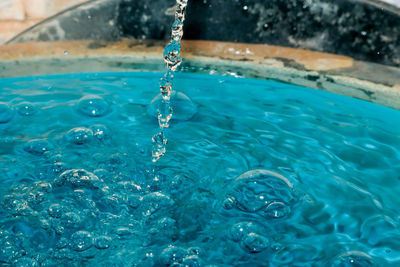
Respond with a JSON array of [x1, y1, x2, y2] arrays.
[[151, 0, 189, 163]]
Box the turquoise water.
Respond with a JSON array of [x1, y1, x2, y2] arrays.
[[0, 72, 400, 266]]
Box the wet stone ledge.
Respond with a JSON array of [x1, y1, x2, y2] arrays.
[[7, 0, 400, 67]]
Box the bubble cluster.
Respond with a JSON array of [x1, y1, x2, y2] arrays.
[[225, 169, 295, 219], [1, 69, 400, 265]]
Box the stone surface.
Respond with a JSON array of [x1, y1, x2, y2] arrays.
[[0, 40, 398, 110], [0, 0, 25, 21], [7, 0, 400, 67]]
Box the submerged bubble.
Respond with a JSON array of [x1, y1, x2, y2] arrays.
[[0, 102, 14, 123], [70, 231, 93, 252], [65, 127, 93, 145], [16, 102, 36, 116], [227, 169, 295, 218], [77, 95, 110, 117]]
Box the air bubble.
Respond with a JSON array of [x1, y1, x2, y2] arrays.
[[242, 233, 269, 253], [77, 95, 110, 117], [48, 203, 62, 218], [0, 102, 14, 123], [54, 169, 101, 189], [13, 257, 39, 267], [90, 124, 111, 142], [159, 246, 187, 265], [331, 251, 377, 266], [70, 231, 93, 252], [23, 139, 53, 155], [227, 169, 295, 218], [65, 127, 93, 145], [263, 201, 291, 219], [95, 235, 112, 249], [16, 102, 37, 116]]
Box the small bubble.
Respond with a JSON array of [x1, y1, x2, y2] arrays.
[[77, 95, 110, 117], [0, 102, 14, 123], [95, 235, 112, 249], [70, 231, 93, 252], [65, 127, 93, 145], [242, 233, 269, 253], [23, 139, 53, 155], [16, 102, 36, 116]]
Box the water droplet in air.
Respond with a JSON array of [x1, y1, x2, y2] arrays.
[[163, 40, 182, 71], [152, 132, 167, 162], [158, 100, 173, 128], [171, 19, 184, 41], [64, 50, 68, 55]]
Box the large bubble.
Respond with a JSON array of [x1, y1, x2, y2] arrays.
[[226, 169, 295, 219], [147, 91, 197, 121], [54, 169, 101, 189]]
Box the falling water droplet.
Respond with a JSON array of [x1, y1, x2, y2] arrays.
[[152, 132, 168, 162], [158, 100, 173, 128]]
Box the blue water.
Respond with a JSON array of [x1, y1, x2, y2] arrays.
[[0, 72, 400, 266]]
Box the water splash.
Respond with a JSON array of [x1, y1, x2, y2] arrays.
[[151, 0, 189, 162]]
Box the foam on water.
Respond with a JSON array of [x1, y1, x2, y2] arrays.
[[0, 72, 399, 266]]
